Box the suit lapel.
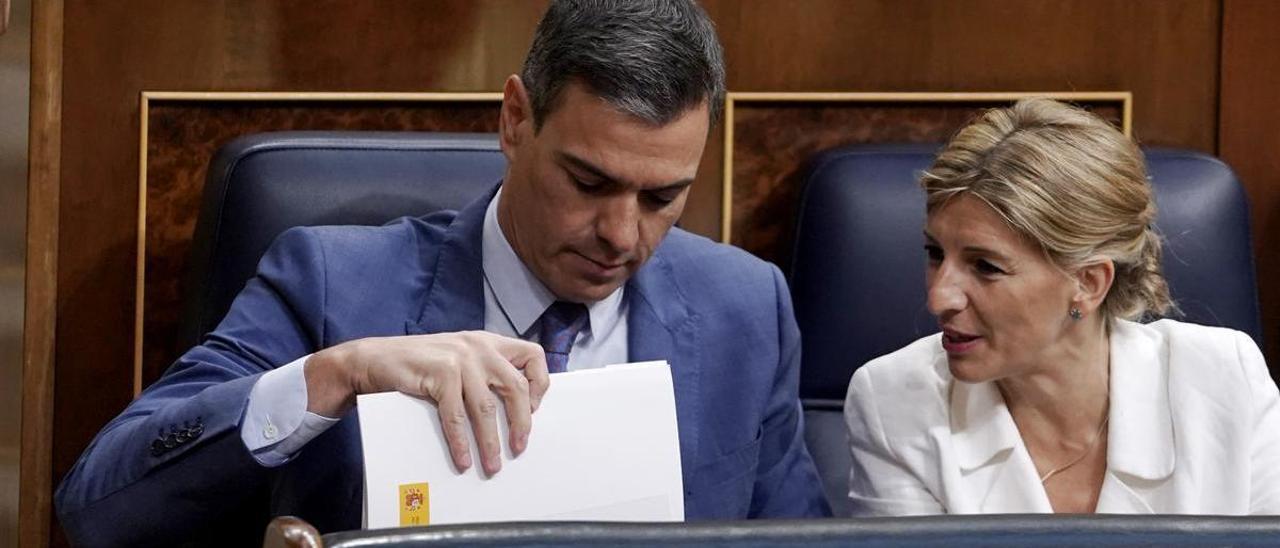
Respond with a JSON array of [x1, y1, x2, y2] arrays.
[[949, 366, 1052, 513], [626, 251, 700, 475], [976, 443, 1052, 513], [405, 185, 496, 335], [1096, 472, 1156, 514], [1096, 320, 1174, 513]]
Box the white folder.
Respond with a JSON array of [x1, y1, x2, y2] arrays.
[[358, 361, 684, 528]]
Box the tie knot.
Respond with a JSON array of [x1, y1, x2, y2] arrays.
[[540, 301, 589, 372]]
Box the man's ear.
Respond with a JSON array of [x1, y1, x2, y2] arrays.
[[1073, 258, 1116, 318], [499, 75, 533, 161]]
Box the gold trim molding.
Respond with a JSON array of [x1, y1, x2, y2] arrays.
[[719, 91, 1134, 243]]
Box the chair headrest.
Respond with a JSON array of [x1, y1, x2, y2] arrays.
[[182, 131, 506, 348]]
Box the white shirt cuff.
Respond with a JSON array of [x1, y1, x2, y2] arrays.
[[241, 354, 340, 466]]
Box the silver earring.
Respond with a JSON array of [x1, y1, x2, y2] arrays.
[[1069, 308, 1083, 321]]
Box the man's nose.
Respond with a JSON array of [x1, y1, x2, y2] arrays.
[[595, 196, 639, 256], [926, 263, 967, 318]]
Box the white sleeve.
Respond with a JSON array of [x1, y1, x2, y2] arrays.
[[240, 354, 340, 467], [845, 367, 945, 516]]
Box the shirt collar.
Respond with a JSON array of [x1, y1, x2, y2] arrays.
[[481, 186, 626, 338]]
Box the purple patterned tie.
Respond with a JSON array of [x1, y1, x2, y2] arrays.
[[539, 301, 589, 374]]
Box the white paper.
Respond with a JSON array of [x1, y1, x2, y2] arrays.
[[358, 361, 684, 528]]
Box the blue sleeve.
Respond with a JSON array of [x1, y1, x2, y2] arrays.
[[54, 227, 329, 547], [748, 265, 833, 518]]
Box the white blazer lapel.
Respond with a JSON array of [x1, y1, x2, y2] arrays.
[[950, 376, 1053, 513], [1096, 320, 1176, 513]]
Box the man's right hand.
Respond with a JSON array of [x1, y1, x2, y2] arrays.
[[303, 331, 549, 476]]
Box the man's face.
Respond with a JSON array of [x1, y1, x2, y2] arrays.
[[497, 78, 710, 303]]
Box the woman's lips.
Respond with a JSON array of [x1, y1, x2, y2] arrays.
[[941, 329, 982, 354]]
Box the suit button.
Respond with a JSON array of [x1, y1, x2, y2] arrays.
[[151, 439, 165, 456], [163, 433, 177, 449]]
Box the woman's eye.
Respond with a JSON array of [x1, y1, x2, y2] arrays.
[[975, 260, 1006, 275]]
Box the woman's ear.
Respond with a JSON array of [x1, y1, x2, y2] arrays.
[[499, 75, 533, 161], [1073, 258, 1116, 317]]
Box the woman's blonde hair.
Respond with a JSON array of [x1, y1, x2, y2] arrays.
[[921, 97, 1172, 321]]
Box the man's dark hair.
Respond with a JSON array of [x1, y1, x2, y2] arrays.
[[520, 0, 726, 129]]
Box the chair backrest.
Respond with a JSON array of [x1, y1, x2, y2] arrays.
[[318, 515, 1280, 547], [792, 143, 1261, 515], [180, 131, 505, 348]]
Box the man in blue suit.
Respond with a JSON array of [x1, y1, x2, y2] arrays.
[[56, 0, 830, 544]]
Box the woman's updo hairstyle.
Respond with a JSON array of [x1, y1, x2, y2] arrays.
[[920, 97, 1173, 321]]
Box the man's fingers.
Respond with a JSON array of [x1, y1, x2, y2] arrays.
[[434, 384, 473, 473], [462, 373, 503, 476], [496, 337, 550, 411], [525, 354, 550, 412], [406, 332, 545, 476], [489, 359, 533, 455]]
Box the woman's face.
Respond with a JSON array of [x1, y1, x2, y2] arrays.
[[924, 195, 1080, 383]]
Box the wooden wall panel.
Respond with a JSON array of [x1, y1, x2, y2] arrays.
[[38, 0, 1226, 544], [22, 0, 59, 545], [704, 0, 1219, 151], [1220, 0, 1280, 365]]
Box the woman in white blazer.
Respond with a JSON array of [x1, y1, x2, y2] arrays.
[[844, 98, 1280, 515]]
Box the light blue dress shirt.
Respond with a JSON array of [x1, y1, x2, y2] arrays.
[[239, 188, 629, 465]]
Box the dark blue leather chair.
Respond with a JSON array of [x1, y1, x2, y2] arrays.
[[179, 131, 506, 350], [792, 143, 1262, 516]]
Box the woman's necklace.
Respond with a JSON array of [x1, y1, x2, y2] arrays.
[[1038, 411, 1109, 484]]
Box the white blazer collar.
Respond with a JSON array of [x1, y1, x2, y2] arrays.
[[949, 369, 1019, 472], [947, 321, 1176, 478], [948, 352, 1051, 513], [1106, 320, 1176, 481], [946, 320, 1175, 513]]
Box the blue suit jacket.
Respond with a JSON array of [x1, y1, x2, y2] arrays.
[[56, 188, 831, 546]]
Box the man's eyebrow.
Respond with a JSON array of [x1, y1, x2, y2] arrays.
[[558, 151, 695, 191], [651, 178, 695, 193], [559, 152, 618, 184]]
